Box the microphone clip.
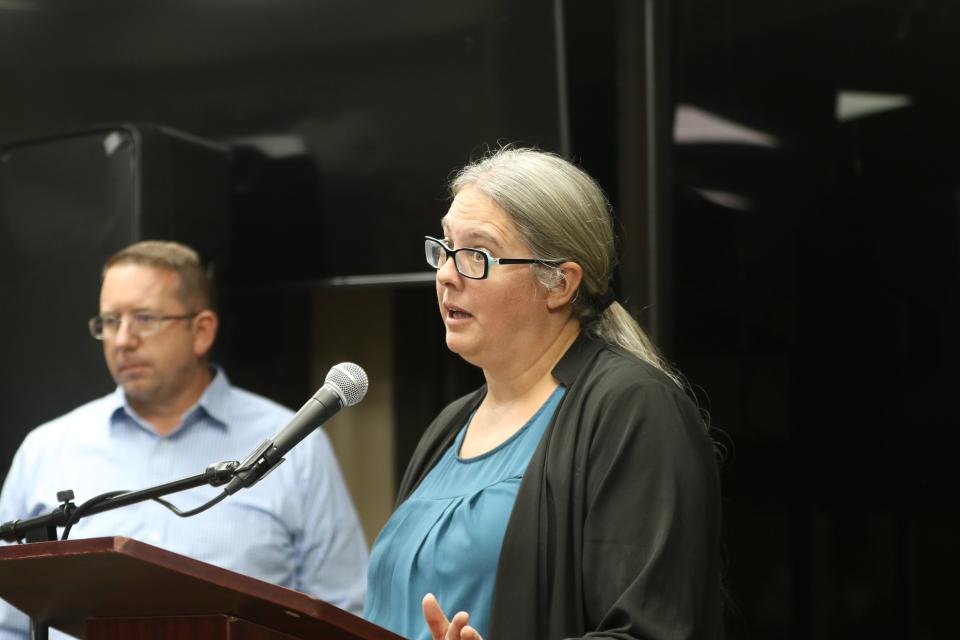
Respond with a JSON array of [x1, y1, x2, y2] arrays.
[[203, 460, 241, 487], [223, 439, 285, 495]]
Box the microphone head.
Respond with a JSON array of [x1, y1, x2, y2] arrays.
[[324, 362, 368, 406]]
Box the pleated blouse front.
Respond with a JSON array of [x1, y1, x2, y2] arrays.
[[364, 385, 565, 640]]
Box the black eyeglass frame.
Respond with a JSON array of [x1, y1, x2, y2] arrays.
[[424, 236, 565, 280], [88, 311, 200, 340]]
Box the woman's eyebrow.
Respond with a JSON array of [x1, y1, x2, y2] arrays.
[[461, 231, 501, 248], [439, 224, 503, 249]]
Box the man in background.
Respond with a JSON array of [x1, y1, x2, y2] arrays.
[[0, 240, 368, 638]]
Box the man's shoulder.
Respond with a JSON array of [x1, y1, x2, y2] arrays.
[[210, 381, 297, 442], [219, 383, 295, 420], [26, 393, 116, 440], [9, 393, 116, 468]]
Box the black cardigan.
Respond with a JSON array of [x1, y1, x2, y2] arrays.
[[396, 333, 724, 640]]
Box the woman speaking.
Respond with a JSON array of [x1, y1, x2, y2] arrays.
[[364, 147, 723, 640]]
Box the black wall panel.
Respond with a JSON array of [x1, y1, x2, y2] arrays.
[[0, 1, 563, 486], [0, 125, 229, 474]]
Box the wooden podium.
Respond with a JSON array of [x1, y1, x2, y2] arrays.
[[0, 536, 405, 639]]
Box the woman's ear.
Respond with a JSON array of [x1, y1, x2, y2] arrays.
[[546, 262, 584, 311]]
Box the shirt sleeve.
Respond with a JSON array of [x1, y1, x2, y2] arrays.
[[580, 379, 723, 639], [0, 443, 35, 639], [292, 428, 369, 615]]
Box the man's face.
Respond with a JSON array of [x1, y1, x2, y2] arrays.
[[99, 263, 207, 408]]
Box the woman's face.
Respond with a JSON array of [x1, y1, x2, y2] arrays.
[[436, 185, 551, 371]]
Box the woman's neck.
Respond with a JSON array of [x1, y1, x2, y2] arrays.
[[459, 318, 579, 457], [482, 317, 580, 407]]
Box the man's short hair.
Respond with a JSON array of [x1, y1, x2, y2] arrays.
[[103, 240, 215, 311]]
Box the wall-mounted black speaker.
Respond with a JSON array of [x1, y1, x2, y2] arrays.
[[0, 124, 230, 477]]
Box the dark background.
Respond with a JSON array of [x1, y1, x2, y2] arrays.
[[1, 1, 957, 638]]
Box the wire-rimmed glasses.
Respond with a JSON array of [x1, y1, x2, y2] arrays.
[[88, 311, 199, 340]]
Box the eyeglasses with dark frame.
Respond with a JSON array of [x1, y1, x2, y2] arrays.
[[424, 236, 565, 280], [88, 311, 200, 340]]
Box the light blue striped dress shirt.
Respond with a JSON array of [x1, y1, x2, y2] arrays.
[[0, 368, 368, 639]]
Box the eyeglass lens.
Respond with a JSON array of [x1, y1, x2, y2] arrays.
[[89, 313, 160, 339], [424, 238, 488, 279]]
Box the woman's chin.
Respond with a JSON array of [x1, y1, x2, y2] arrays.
[[446, 334, 477, 360], [445, 332, 466, 354]]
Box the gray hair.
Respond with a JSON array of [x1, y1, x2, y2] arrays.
[[450, 146, 680, 386]]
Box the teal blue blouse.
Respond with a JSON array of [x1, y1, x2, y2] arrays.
[[364, 385, 565, 640]]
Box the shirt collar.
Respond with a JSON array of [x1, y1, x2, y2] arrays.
[[194, 366, 232, 428], [108, 366, 231, 435], [550, 330, 604, 386]]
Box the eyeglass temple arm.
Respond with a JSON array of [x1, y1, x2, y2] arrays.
[[495, 258, 563, 266]]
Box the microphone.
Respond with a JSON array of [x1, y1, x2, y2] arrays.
[[225, 363, 368, 495]]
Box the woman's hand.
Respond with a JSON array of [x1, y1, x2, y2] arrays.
[[422, 593, 484, 640]]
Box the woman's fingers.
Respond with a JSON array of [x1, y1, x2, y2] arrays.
[[422, 593, 450, 640], [461, 624, 483, 640], [422, 593, 479, 640], [446, 611, 470, 640]]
